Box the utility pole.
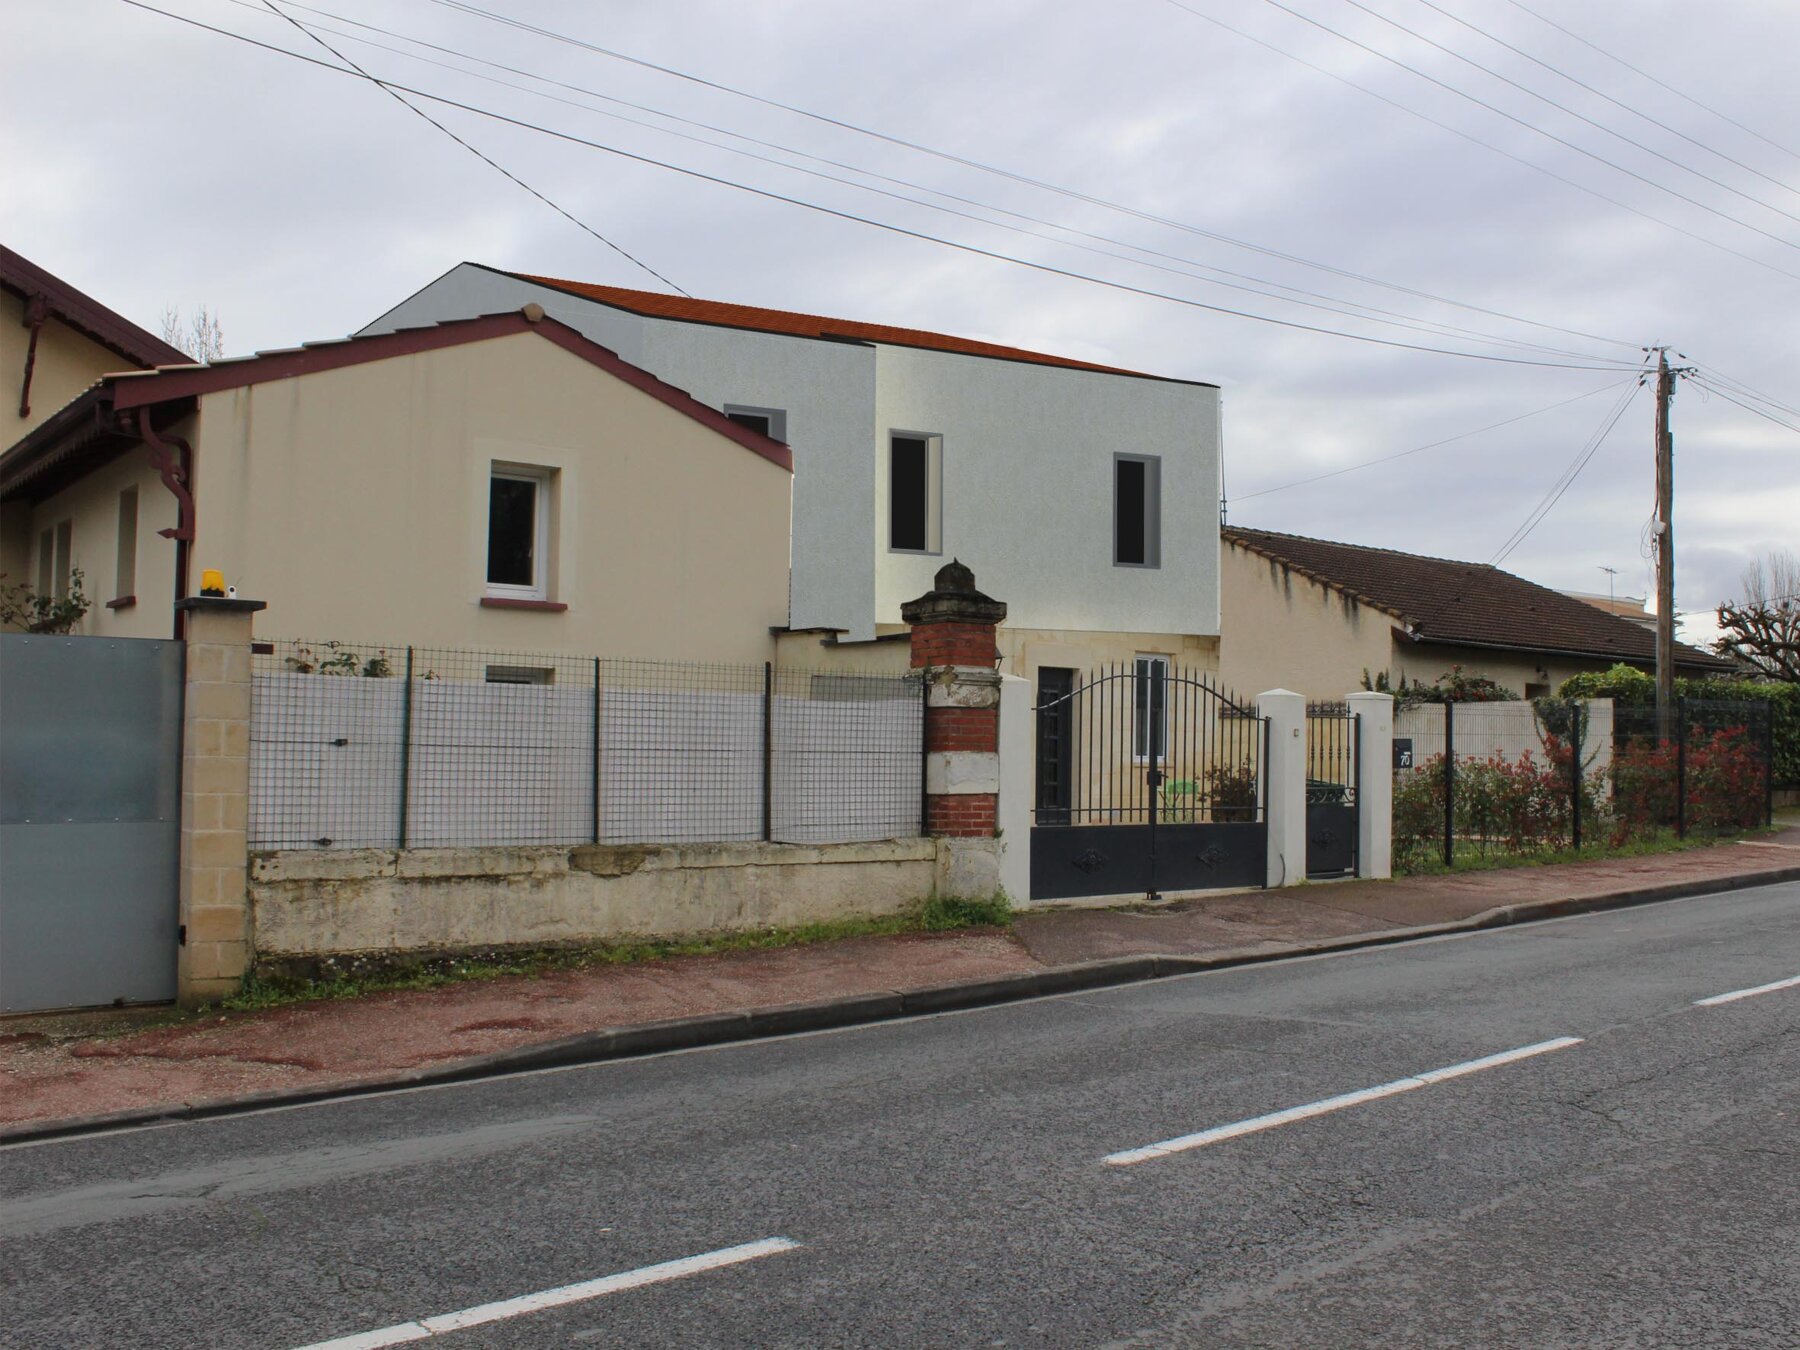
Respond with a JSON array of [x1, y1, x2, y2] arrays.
[[1653, 348, 1675, 738]]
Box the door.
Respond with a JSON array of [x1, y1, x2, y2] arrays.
[[0, 634, 184, 1012]]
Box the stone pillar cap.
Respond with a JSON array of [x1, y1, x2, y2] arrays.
[[900, 559, 1007, 627], [175, 596, 267, 614]]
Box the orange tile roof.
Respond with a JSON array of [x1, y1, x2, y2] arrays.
[[507, 270, 1188, 381]]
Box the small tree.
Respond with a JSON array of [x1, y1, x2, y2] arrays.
[[0, 568, 92, 633], [1714, 550, 1799, 682], [158, 304, 226, 362]]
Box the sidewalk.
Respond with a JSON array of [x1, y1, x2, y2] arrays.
[[5, 833, 1797, 1138]]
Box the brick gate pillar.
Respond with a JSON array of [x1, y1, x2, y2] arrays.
[[174, 595, 265, 1006], [902, 561, 1008, 895]]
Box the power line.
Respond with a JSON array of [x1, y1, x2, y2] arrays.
[[407, 0, 1644, 351], [253, 0, 685, 293], [1338, 0, 1800, 228], [1498, 0, 1800, 166], [1157, 0, 1800, 284], [1688, 376, 1800, 437], [1249, 0, 1800, 255], [1408, 0, 1800, 201], [116, 0, 1640, 371], [1234, 379, 1633, 500], [1490, 376, 1644, 566], [220, 0, 1635, 365]]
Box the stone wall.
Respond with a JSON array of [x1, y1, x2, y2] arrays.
[[249, 837, 953, 961]]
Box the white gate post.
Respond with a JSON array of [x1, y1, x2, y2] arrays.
[[1258, 689, 1307, 889], [997, 673, 1032, 903], [1348, 691, 1394, 879]]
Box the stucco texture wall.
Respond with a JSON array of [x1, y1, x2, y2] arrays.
[[2, 291, 128, 442], [1219, 542, 1395, 701], [872, 345, 1220, 638], [188, 330, 790, 663]]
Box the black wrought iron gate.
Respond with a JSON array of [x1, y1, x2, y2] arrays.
[[1305, 701, 1360, 879], [1030, 662, 1268, 900]]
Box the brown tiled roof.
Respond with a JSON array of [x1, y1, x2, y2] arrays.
[[503, 269, 1203, 382], [1223, 526, 1735, 673], [1, 245, 189, 369]]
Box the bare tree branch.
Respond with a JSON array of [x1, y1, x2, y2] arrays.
[[1715, 550, 1800, 682]]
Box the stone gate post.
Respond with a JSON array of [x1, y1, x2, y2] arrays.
[[1347, 691, 1394, 879], [1257, 688, 1307, 889], [174, 595, 264, 1005], [902, 561, 1009, 898]]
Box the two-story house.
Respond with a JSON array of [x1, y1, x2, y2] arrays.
[[361, 264, 1225, 688]]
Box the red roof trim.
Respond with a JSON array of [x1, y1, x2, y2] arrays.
[[107, 310, 792, 472], [503, 268, 1211, 385], [0, 245, 190, 369]]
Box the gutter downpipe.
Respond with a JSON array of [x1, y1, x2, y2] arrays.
[[134, 410, 196, 638]]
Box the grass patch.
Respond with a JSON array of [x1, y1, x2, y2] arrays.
[[215, 894, 1012, 1015], [1395, 824, 1777, 878]]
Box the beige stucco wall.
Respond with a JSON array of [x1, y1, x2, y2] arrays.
[[1386, 642, 1637, 699], [1, 291, 133, 443], [249, 838, 942, 959], [1219, 543, 1396, 701], [157, 331, 791, 663], [8, 440, 181, 638]]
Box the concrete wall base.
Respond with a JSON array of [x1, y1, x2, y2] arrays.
[[250, 837, 957, 960]]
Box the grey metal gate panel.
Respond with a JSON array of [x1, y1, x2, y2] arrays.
[[1, 634, 183, 1012]]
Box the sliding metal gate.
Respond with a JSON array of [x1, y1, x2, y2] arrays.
[[0, 634, 184, 1012], [1030, 663, 1268, 900]]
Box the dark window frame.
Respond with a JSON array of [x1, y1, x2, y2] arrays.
[[888, 429, 943, 555]]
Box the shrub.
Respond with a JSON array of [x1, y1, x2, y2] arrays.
[[1559, 663, 1797, 788]]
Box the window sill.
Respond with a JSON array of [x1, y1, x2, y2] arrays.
[[105, 595, 137, 610], [480, 596, 567, 612]]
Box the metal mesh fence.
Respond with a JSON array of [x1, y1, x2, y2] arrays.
[[1390, 696, 1772, 871], [250, 639, 923, 850]]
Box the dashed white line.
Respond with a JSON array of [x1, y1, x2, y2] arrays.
[[1694, 973, 1800, 1006], [295, 1237, 800, 1348], [1102, 1036, 1584, 1166]]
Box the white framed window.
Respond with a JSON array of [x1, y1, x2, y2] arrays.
[[723, 404, 787, 442], [889, 430, 943, 554], [1133, 654, 1170, 762], [1114, 453, 1161, 568], [485, 464, 552, 600], [115, 488, 138, 600]]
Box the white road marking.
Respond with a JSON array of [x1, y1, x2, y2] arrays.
[[1102, 1036, 1584, 1166], [1694, 973, 1800, 1006], [296, 1238, 800, 1348]]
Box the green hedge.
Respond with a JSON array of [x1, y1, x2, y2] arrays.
[[1557, 664, 1800, 787]]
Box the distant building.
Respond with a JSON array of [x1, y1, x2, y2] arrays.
[[1561, 589, 1657, 633]]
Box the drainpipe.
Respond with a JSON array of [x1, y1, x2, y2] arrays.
[[132, 410, 197, 638], [17, 294, 47, 419]]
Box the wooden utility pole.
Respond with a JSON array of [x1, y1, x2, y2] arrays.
[[1653, 348, 1676, 737]]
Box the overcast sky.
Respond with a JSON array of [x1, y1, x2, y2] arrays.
[[6, 0, 1796, 643]]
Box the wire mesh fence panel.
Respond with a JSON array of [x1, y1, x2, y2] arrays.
[[407, 652, 596, 848], [597, 661, 765, 845], [250, 641, 406, 849], [771, 668, 924, 843], [1612, 699, 1772, 837], [251, 641, 931, 851]]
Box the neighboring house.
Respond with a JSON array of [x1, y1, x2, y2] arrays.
[[1562, 588, 1657, 632], [2, 246, 190, 596], [0, 307, 793, 662], [360, 265, 1224, 685], [1219, 526, 1735, 701]]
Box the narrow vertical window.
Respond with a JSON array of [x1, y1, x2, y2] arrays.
[[115, 487, 139, 600], [1134, 655, 1169, 761], [37, 528, 53, 597], [889, 432, 941, 553], [53, 520, 72, 599], [486, 465, 551, 599], [1114, 454, 1161, 568]]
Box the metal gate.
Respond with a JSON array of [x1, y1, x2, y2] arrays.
[[0, 634, 184, 1012], [1305, 701, 1360, 879], [1030, 662, 1268, 900]]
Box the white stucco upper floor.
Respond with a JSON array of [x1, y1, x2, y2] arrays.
[[360, 264, 1223, 643]]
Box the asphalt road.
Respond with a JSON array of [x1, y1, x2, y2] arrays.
[[3, 880, 1797, 1348]]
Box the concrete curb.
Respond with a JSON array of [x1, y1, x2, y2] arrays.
[[7, 864, 1798, 1148]]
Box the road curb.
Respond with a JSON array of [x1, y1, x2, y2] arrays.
[[7, 865, 1798, 1147]]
